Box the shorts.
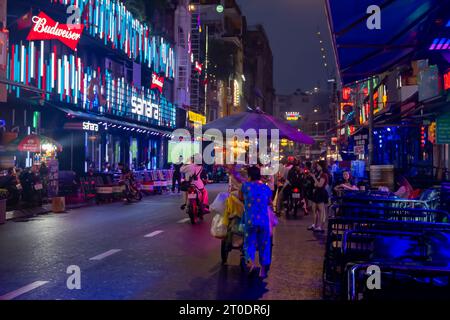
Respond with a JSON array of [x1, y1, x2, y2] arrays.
[[313, 188, 329, 204]]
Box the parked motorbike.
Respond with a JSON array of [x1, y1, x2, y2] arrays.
[[186, 184, 204, 225], [19, 169, 43, 207], [0, 174, 22, 209], [122, 178, 143, 203]]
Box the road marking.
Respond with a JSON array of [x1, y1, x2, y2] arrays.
[[144, 230, 164, 238], [0, 281, 49, 300], [177, 218, 190, 224], [89, 249, 122, 261]]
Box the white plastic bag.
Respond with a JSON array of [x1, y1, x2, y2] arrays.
[[210, 214, 227, 239], [210, 192, 229, 214]]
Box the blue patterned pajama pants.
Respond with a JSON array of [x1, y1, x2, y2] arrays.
[[243, 225, 272, 266]]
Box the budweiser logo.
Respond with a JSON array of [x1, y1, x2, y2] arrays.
[[27, 12, 84, 50], [151, 73, 164, 93]]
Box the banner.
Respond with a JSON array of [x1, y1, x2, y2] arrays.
[[151, 73, 164, 94], [27, 11, 84, 50]]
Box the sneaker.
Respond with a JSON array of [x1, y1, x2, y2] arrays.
[[307, 224, 316, 231]]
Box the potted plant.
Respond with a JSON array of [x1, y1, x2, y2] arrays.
[[0, 188, 8, 224]]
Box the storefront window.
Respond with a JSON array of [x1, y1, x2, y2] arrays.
[[130, 138, 138, 170]]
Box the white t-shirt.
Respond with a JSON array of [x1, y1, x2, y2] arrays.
[[181, 164, 205, 190]]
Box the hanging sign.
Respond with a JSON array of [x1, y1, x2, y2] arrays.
[[27, 12, 84, 50], [151, 73, 165, 94]]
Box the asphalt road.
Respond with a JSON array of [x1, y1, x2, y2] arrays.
[[0, 184, 324, 300]]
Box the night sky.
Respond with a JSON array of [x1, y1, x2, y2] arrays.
[[237, 0, 336, 95]]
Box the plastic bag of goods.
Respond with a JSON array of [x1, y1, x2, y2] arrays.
[[210, 214, 227, 239], [210, 192, 229, 214]]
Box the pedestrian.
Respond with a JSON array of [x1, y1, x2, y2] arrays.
[[172, 155, 183, 193], [307, 160, 329, 233], [302, 161, 315, 216], [239, 165, 273, 279], [394, 176, 414, 199]]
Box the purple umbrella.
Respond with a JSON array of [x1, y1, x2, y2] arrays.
[[202, 109, 314, 144]]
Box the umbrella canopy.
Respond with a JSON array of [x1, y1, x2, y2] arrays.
[[7, 134, 63, 153], [202, 110, 314, 144]]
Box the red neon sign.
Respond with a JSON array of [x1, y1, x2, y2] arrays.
[[27, 12, 84, 50], [444, 70, 450, 90], [342, 87, 351, 100], [151, 73, 164, 94]]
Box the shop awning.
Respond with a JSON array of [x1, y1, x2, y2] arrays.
[[56, 107, 174, 137], [325, 0, 449, 85]]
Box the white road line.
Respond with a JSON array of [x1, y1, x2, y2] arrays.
[[144, 230, 164, 238], [0, 281, 49, 300], [177, 218, 190, 224], [89, 249, 122, 261]]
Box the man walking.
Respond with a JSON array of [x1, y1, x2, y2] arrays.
[[172, 155, 183, 193]]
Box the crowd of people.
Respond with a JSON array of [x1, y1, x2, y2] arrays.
[[205, 156, 420, 279]]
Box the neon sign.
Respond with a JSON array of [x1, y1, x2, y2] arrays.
[[444, 70, 450, 90], [195, 61, 202, 74], [131, 94, 159, 120], [151, 73, 164, 94], [82, 121, 98, 132], [27, 12, 84, 50], [342, 87, 352, 100], [285, 112, 300, 121]]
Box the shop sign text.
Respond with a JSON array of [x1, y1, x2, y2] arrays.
[[82, 121, 99, 132], [131, 95, 159, 120], [27, 11, 84, 50], [151, 73, 164, 94]]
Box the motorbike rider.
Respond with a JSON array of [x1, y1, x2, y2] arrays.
[[1, 168, 22, 208], [118, 162, 138, 194], [180, 154, 209, 213]]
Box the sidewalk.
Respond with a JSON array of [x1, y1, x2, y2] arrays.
[[5, 201, 93, 221], [262, 213, 326, 300]]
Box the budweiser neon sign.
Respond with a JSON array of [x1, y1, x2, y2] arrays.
[[27, 12, 84, 50], [151, 73, 164, 93]]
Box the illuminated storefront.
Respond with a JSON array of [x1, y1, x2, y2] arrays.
[[0, 0, 178, 173]]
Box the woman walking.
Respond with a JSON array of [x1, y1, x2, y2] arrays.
[[239, 165, 273, 278], [307, 160, 329, 233]]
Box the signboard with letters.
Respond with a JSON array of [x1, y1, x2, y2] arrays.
[[27, 12, 84, 50], [437, 113, 450, 144], [151, 73, 165, 94]]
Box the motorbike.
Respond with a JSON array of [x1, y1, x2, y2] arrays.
[[186, 184, 204, 225], [19, 170, 43, 207], [283, 185, 305, 218], [0, 175, 22, 209], [122, 178, 143, 203]]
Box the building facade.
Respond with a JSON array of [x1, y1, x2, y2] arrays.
[[0, 0, 185, 174], [243, 24, 274, 115]]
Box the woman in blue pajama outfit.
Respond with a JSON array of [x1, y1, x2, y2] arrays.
[[239, 165, 273, 278]]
